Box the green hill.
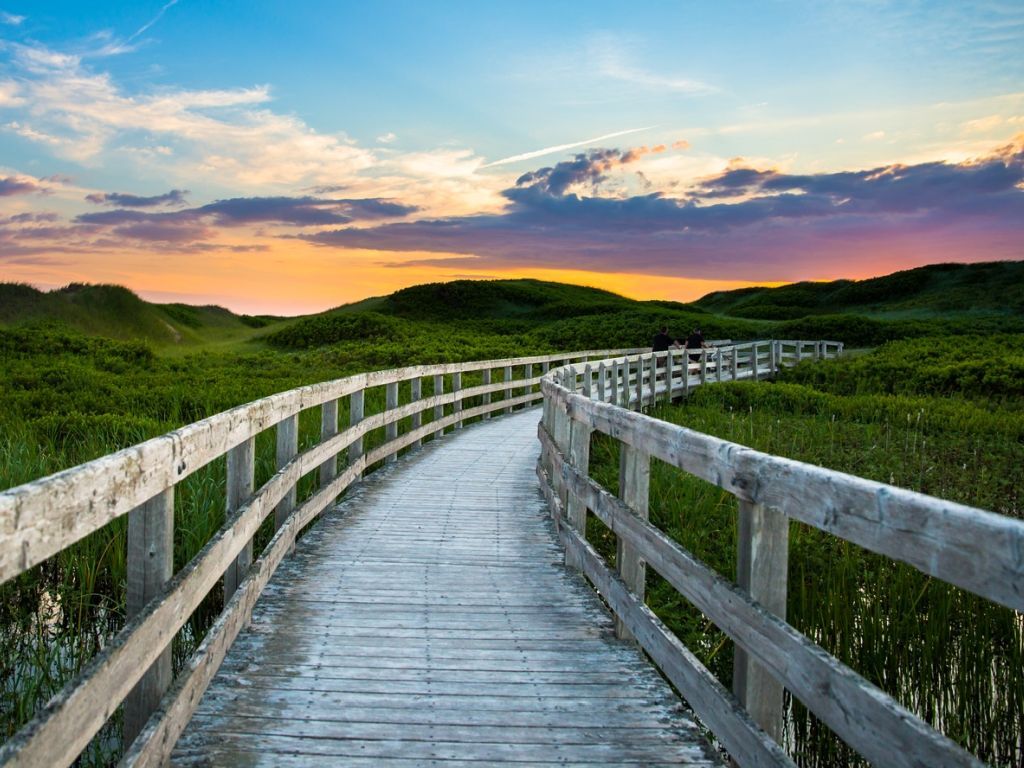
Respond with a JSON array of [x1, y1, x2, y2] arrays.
[[694, 261, 1024, 319], [0, 283, 277, 347]]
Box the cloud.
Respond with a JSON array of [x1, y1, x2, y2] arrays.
[[72, 194, 419, 245], [298, 136, 1024, 281], [0, 175, 41, 196], [0, 41, 376, 186], [86, 189, 189, 207], [377, 132, 396, 144], [0, 11, 24, 25]]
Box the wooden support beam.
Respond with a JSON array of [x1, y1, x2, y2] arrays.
[[582, 364, 593, 399], [504, 365, 513, 414], [274, 414, 298, 531], [452, 372, 463, 429], [733, 499, 789, 743], [223, 437, 255, 601], [319, 399, 338, 488], [482, 368, 492, 419], [348, 389, 364, 477], [565, 417, 592, 570], [385, 381, 399, 461], [410, 377, 422, 446], [124, 488, 174, 746], [433, 374, 444, 432], [616, 443, 650, 641]]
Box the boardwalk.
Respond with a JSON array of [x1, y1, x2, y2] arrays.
[[173, 409, 723, 766]]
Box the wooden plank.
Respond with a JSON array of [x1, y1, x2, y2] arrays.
[[223, 437, 255, 601], [171, 411, 721, 768], [733, 500, 788, 742], [565, 417, 592, 570], [452, 372, 463, 429], [348, 389, 364, 477], [540, 435, 984, 768], [616, 444, 649, 641], [410, 378, 423, 447], [274, 414, 298, 531], [482, 368, 492, 419], [123, 488, 174, 746], [385, 381, 399, 462], [504, 364, 513, 414], [551, 383, 1024, 613], [555, 520, 795, 768], [433, 374, 444, 429], [319, 398, 339, 487]]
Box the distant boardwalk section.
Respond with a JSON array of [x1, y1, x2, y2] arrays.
[[173, 411, 723, 766]]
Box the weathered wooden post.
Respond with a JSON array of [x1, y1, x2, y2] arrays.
[[504, 364, 513, 414], [433, 374, 444, 433], [410, 377, 423, 447], [124, 487, 174, 744], [223, 436, 255, 601], [648, 354, 657, 407], [565, 409, 591, 571], [733, 499, 789, 742], [837, 341, 844, 357], [634, 358, 643, 411], [731, 346, 738, 381], [385, 381, 399, 461], [583, 364, 593, 399], [349, 389, 364, 476], [770, 340, 778, 375], [452, 371, 463, 429], [665, 350, 675, 400], [274, 414, 298, 531], [597, 362, 607, 402], [320, 398, 338, 487], [616, 442, 650, 641], [700, 351, 708, 385], [751, 342, 760, 381], [482, 368, 492, 419], [610, 360, 620, 406], [683, 355, 690, 398], [524, 363, 534, 401]]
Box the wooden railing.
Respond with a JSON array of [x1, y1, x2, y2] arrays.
[[0, 348, 641, 768], [536, 340, 1022, 768]]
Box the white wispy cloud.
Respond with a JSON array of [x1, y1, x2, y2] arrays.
[[0, 11, 24, 25], [483, 126, 656, 168]]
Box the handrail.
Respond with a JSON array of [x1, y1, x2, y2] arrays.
[[536, 339, 1017, 767], [0, 347, 641, 768]]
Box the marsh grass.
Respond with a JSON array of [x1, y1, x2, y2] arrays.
[[586, 361, 1023, 766]]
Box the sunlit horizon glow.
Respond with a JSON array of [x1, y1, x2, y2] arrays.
[[1, 1, 1022, 315]]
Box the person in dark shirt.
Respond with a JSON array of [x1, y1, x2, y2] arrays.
[[652, 325, 672, 352], [686, 328, 706, 363]]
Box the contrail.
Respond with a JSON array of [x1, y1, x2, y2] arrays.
[[128, 0, 181, 41], [482, 126, 656, 168]]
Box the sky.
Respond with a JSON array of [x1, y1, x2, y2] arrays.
[[0, 0, 1022, 315]]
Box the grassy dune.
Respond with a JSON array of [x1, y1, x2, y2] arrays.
[[1, 268, 1022, 765]]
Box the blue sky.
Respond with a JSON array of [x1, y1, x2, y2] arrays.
[[1, 1, 1022, 312]]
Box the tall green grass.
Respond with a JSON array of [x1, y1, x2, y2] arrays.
[[586, 339, 1023, 766]]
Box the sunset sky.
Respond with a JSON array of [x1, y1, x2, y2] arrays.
[[0, 1, 1022, 314]]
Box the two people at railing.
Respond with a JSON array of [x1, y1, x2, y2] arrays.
[[652, 325, 709, 366]]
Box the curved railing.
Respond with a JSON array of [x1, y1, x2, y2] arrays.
[[0, 348, 641, 767], [536, 341, 1022, 768]]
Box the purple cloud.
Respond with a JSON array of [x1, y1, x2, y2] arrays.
[[298, 139, 1024, 280], [85, 189, 189, 208], [0, 176, 41, 196]]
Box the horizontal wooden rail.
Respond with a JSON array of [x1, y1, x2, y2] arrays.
[[535, 340, 1014, 767], [0, 348, 639, 768]]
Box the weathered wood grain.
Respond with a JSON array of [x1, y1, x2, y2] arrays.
[[539, 431, 985, 768], [171, 411, 722, 767], [274, 414, 298, 531], [222, 437, 255, 601], [550, 380, 1024, 612], [124, 488, 174, 745]]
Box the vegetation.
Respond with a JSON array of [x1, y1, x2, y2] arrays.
[[587, 337, 1023, 767], [1, 265, 1022, 765]]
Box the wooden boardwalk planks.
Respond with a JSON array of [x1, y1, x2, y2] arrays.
[[173, 409, 722, 767]]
